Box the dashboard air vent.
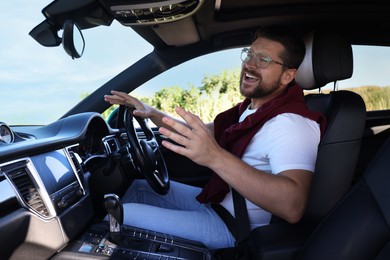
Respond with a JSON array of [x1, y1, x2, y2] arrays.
[[7, 166, 49, 217], [103, 137, 120, 154], [69, 151, 85, 188]]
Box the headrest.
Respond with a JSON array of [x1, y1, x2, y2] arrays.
[[295, 29, 353, 90]]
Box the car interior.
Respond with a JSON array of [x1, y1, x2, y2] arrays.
[[1, 0, 390, 259]]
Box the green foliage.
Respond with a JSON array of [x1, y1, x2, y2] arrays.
[[102, 105, 117, 120], [306, 85, 390, 111], [101, 67, 390, 122], [346, 86, 390, 111], [141, 68, 243, 122]]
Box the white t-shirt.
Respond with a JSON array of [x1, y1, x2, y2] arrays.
[[219, 107, 321, 230]]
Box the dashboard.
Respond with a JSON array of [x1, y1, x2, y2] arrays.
[[0, 112, 122, 259], [0, 112, 211, 260]]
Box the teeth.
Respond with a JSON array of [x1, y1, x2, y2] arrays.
[[245, 72, 258, 79]]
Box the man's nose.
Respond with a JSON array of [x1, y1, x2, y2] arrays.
[[244, 57, 257, 69]]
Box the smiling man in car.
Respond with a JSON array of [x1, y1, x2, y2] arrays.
[[104, 25, 326, 250]]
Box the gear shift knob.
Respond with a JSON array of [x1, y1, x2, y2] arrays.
[[104, 193, 123, 233]]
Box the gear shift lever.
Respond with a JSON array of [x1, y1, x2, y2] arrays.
[[103, 194, 155, 251], [104, 194, 123, 233]]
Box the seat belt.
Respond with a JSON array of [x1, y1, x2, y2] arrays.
[[212, 189, 251, 244], [232, 188, 251, 244]]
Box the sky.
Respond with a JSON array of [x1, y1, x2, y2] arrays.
[[0, 0, 240, 125], [1, 0, 390, 125], [0, 0, 152, 125]]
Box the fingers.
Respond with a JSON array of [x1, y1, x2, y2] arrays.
[[161, 139, 189, 156], [110, 90, 127, 98], [160, 107, 207, 138], [104, 90, 138, 107], [159, 107, 206, 147], [160, 126, 189, 147], [159, 125, 193, 158], [159, 108, 216, 165], [112, 91, 139, 106], [174, 107, 204, 131], [132, 109, 149, 118], [104, 91, 128, 105], [104, 90, 153, 120], [160, 116, 193, 139]]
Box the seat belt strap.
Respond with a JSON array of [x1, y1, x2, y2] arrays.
[[232, 188, 251, 244]]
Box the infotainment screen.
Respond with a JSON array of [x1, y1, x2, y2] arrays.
[[30, 149, 77, 195]]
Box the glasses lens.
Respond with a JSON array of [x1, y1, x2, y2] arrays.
[[241, 49, 271, 68], [257, 54, 272, 69], [241, 48, 251, 62]]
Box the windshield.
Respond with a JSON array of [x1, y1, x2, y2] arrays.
[[1, 0, 152, 126], [2, 1, 390, 128]]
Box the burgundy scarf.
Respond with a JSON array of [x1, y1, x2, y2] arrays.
[[196, 82, 327, 204]]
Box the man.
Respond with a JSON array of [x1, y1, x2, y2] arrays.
[[104, 25, 325, 249]]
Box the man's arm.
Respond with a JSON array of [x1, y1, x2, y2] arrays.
[[104, 90, 173, 128], [159, 107, 313, 223], [104, 90, 214, 133], [201, 149, 312, 223]]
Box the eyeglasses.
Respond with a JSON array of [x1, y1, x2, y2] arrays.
[[240, 47, 286, 69]]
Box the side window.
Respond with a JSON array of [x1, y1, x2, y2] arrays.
[[107, 45, 390, 123], [325, 45, 390, 111], [132, 49, 242, 122]]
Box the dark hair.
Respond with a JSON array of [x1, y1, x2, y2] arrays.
[[254, 25, 305, 69]]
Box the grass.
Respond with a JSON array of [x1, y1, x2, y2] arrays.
[[305, 85, 390, 111]]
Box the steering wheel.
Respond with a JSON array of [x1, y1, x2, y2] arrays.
[[124, 107, 170, 195]]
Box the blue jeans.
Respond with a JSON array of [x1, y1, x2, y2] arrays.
[[120, 179, 236, 250]]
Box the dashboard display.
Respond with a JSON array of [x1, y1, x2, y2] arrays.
[[30, 149, 77, 195]]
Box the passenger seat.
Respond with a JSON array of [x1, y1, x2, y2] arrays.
[[297, 135, 390, 259]]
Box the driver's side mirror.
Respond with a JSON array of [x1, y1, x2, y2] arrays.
[[62, 20, 85, 59]]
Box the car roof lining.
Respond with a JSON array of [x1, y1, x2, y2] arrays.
[[31, 0, 390, 51]]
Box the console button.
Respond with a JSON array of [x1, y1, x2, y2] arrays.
[[157, 243, 174, 253]]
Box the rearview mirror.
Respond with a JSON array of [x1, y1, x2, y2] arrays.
[[62, 20, 85, 59]]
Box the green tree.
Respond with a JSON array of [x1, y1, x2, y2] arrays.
[[141, 68, 242, 122], [101, 71, 390, 122]]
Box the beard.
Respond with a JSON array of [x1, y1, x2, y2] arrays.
[[239, 70, 282, 99]]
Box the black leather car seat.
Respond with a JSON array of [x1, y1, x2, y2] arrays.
[[298, 136, 390, 260], [297, 29, 367, 225], [248, 28, 366, 259]]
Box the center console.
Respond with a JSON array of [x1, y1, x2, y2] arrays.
[[55, 221, 211, 259], [53, 193, 211, 260]]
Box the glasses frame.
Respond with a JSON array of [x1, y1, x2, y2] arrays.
[[240, 47, 286, 69]]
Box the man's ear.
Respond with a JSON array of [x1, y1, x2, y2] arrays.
[[282, 68, 297, 85]]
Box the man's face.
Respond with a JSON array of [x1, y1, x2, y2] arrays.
[[239, 37, 286, 99]]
